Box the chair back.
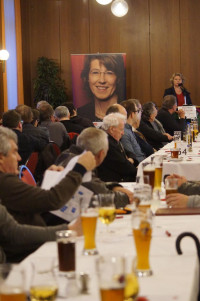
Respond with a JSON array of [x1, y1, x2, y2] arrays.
[[19, 165, 36, 186], [26, 152, 39, 175]]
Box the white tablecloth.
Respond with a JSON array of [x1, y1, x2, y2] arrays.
[[137, 141, 200, 181], [21, 214, 200, 301]]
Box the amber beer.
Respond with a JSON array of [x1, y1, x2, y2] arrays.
[[165, 188, 178, 195], [100, 288, 124, 301], [171, 149, 179, 159], [143, 165, 155, 190], [81, 213, 98, 250], [154, 166, 163, 189], [0, 292, 26, 301], [133, 220, 152, 271]]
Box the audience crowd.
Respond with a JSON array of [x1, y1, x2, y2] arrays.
[[0, 94, 199, 263]]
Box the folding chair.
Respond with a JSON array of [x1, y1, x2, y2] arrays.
[[19, 165, 36, 186]]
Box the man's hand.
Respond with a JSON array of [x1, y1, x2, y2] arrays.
[[177, 109, 185, 119], [48, 165, 64, 171], [166, 174, 187, 187], [166, 193, 189, 208], [78, 151, 96, 171], [112, 186, 134, 203], [68, 216, 83, 236], [127, 157, 134, 164], [164, 133, 173, 140]]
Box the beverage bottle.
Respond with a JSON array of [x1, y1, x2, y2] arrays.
[[186, 123, 192, 152]]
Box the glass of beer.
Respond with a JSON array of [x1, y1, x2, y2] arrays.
[[165, 178, 178, 196], [193, 123, 199, 140], [0, 264, 26, 301], [132, 209, 153, 277], [30, 258, 58, 301], [142, 162, 155, 190], [96, 255, 125, 301], [56, 230, 76, 277], [170, 148, 181, 159], [154, 156, 163, 190], [98, 194, 116, 232], [81, 200, 99, 255], [133, 184, 152, 212]]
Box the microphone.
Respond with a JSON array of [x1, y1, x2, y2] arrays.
[[178, 83, 184, 91]]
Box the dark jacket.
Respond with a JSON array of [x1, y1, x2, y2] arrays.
[[156, 108, 186, 136], [164, 86, 192, 105], [70, 115, 94, 128], [138, 119, 170, 150], [60, 120, 84, 134], [97, 135, 137, 182], [55, 145, 129, 208], [23, 123, 49, 150], [13, 129, 43, 165], [134, 131, 154, 157], [77, 102, 102, 122]]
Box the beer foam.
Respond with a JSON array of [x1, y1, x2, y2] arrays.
[[81, 211, 98, 217], [143, 166, 155, 171]]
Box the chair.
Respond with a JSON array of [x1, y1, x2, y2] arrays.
[[68, 132, 79, 144], [26, 152, 39, 175], [49, 141, 61, 156], [19, 165, 36, 186]]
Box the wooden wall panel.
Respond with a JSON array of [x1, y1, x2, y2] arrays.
[[20, 0, 200, 109], [89, 0, 150, 103], [150, 0, 180, 106], [180, 0, 200, 105], [60, 0, 90, 99]]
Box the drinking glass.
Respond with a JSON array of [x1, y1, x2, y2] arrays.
[[56, 230, 76, 277], [165, 178, 178, 196], [133, 184, 152, 212], [98, 194, 116, 232], [30, 258, 58, 301], [132, 209, 153, 277], [81, 197, 99, 255], [136, 175, 150, 184], [96, 255, 125, 301], [0, 264, 26, 301], [142, 162, 155, 190], [154, 155, 163, 190]]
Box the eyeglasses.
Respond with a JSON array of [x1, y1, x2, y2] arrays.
[[89, 69, 115, 78]]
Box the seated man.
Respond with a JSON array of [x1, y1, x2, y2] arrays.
[[0, 203, 82, 263], [38, 103, 70, 150], [0, 127, 96, 226], [2, 110, 43, 165], [156, 95, 186, 136], [15, 104, 49, 150], [56, 127, 134, 207], [166, 174, 200, 208], [97, 113, 137, 182], [54, 106, 84, 134]]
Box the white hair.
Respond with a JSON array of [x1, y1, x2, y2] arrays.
[[0, 127, 17, 156], [102, 113, 126, 131], [54, 106, 70, 119], [77, 127, 108, 155]]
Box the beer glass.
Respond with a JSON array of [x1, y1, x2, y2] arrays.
[[170, 148, 181, 159], [96, 255, 125, 301], [132, 209, 153, 277], [81, 200, 99, 255], [0, 264, 26, 301], [165, 178, 178, 196], [98, 194, 116, 232], [174, 131, 181, 147], [142, 162, 155, 190], [154, 156, 163, 190], [56, 230, 76, 276], [133, 184, 152, 212], [30, 258, 58, 301]]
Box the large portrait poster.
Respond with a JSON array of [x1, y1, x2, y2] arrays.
[[71, 53, 126, 122]]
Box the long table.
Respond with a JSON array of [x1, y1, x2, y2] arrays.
[[21, 214, 200, 301], [137, 141, 200, 181]]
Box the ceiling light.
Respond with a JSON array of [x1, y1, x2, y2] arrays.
[[111, 0, 128, 17], [96, 0, 112, 5]]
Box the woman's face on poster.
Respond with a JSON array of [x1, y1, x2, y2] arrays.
[[88, 59, 117, 101]]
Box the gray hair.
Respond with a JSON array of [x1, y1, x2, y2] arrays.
[[0, 127, 17, 156], [102, 113, 126, 131], [142, 102, 155, 121], [77, 127, 108, 155], [162, 95, 176, 110], [54, 106, 70, 119]]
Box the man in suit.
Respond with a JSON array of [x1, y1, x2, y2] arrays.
[[97, 113, 137, 182]]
